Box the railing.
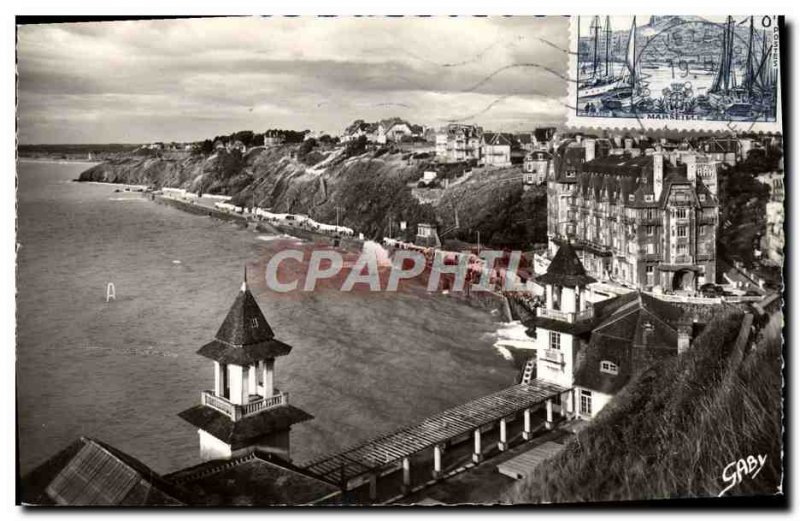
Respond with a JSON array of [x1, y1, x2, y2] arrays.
[[537, 306, 594, 323], [201, 391, 236, 417], [540, 349, 564, 365], [201, 390, 289, 421]]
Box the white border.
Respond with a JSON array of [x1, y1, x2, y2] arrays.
[[4, 1, 797, 520]]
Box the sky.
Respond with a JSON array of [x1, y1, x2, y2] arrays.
[[17, 16, 569, 144]]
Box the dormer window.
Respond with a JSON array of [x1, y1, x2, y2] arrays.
[[628, 194, 635, 202], [251, 318, 259, 328], [699, 194, 706, 202], [645, 194, 654, 202], [600, 360, 619, 375]]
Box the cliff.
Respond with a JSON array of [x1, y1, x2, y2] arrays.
[[78, 145, 547, 248]]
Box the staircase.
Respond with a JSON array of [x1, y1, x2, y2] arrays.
[[520, 357, 536, 384]]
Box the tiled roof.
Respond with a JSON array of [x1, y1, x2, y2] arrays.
[[165, 451, 339, 506], [179, 404, 313, 446], [21, 438, 184, 506], [197, 282, 293, 365], [574, 292, 714, 394], [536, 242, 596, 287]]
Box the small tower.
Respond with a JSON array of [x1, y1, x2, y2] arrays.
[[530, 242, 596, 418], [179, 272, 312, 462]]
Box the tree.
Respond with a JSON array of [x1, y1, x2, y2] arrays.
[[343, 135, 368, 158]]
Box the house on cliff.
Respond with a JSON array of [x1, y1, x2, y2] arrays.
[[526, 242, 721, 420]]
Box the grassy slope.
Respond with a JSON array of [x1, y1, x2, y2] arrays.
[[504, 309, 783, 503]]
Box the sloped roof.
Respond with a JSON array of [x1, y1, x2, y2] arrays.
[[21, 438, 184, 506], [179, 403, 313, 446], [197, 282, 293, 365], [165, 451, 339, 506], [574, 292, 713, 394], [536, 242, 596, 287]]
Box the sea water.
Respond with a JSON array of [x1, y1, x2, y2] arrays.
[[16, 160, 518, 474]]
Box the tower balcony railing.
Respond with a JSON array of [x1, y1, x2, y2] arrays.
[[201, 390, 289, 421], [537, 307, 594, 323]]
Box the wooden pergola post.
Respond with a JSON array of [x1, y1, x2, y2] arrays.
[[472, 428, 484, 463], [497, 418, 508, 451], [368, 473, 378, 502], [545, 398, 554, 430], [402, 457, 412, 494], [432, 445, 443, 478], [523, 408, 533, 440]]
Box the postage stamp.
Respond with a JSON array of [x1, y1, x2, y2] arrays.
[[567, 15, 783, 133]]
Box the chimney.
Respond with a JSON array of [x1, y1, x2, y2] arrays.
[[575, 134, 583, 144], [685, 153, 697, 183], [624, 137, 633, 150], [653, 152, 664, 201], [584, 138, 596, 163]]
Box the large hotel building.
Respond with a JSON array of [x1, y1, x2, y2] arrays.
[[547, 136, 719, 293]]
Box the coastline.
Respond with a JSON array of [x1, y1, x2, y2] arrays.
[[17, 157, 101, 166], [149, 193, 518, 364]]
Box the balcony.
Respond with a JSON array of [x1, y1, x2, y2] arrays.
[[537, 307, 594, 323], [201, 390, 289, 421], [540, 348, 565, 365]]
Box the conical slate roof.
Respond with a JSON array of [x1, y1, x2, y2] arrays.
[[536, 242, 596, 287], [198, 281, 292, 365], [216, 281, 276, 345]]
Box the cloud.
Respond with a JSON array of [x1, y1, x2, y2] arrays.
[[17, 16, 569, 144]]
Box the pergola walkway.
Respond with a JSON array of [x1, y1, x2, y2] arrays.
[[302, 380, 570, 499]]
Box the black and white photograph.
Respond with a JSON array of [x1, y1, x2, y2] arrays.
[[10, 6, 788, 510]]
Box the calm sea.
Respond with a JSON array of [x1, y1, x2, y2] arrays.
[[16, 160, 518, 474]]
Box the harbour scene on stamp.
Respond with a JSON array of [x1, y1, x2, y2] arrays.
[[576, 15, 779, 122], [15, 14, 784, 507]]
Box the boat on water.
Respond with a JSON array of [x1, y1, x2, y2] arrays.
[[598, 17, 650, 111], [578, 16, 624, 101], [705, 16, 776, 117]]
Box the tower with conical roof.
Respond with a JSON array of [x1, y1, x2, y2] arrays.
[[179, 272, 312, 462], [529, 242, 596, 423]]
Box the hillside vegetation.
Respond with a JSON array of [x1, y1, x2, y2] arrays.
[[78, 144, 546, 249], [504, 309, 783, 503]]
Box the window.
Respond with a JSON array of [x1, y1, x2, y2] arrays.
[[676, 208, 688, 219], [628, 194, 635, 202], [250, 317, 259, 328], [600, 361, 619, 375], [699, 194, 706, 202], [549, 331, 561, 351], [580, 390, 593, 416], [645, 194, 654, 202], [646, 225, 654, 236], [677, 225, 687, 238], [677, 243, 688, 255], [647, 243, 655, 255]]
